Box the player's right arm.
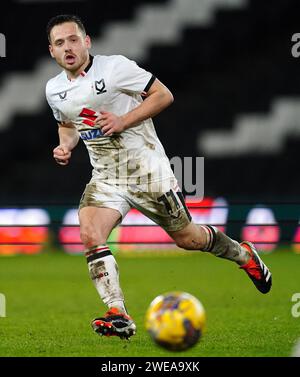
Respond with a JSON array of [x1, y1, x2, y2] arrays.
[[53, 122, 79, 166]]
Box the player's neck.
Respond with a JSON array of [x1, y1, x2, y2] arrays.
[[66, 53, 91, 80]]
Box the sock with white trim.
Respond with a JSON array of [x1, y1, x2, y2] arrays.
[[85, 245, 127, 314], [200, 225, 250, 265]]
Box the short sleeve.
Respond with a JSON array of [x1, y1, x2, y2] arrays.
[[48, 102, 68, 123], [113, 55, 155, 95], [45, 83, 70, 124]]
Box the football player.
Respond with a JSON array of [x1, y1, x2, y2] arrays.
[[46, 14, 272, 340]]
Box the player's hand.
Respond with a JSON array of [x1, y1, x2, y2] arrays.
[[53, 145, 71, 166], [94, 111, 126, 136]]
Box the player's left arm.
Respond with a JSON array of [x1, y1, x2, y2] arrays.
[[95, 79, 173, 137]]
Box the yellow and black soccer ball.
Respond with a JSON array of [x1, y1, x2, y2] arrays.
[[145, 291, 206, 351]]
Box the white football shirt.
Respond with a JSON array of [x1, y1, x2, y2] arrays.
[[46, 54, 176, 187]]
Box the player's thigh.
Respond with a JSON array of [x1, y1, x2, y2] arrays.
[[127, 188, 205, 249], [128, 188, 192, 233], [78, 180, 130, 245], [79, 206, 121, 245]]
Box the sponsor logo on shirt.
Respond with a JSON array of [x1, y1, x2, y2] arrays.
[[80, 128, 103, 140], [79, 108, 97, 126]]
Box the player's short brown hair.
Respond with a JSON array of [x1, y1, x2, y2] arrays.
[[47, 14, 86, 43]]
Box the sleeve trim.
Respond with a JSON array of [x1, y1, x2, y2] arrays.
[[143, 74, 156, 93]]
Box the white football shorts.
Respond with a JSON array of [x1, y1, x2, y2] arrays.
[[79, 178, 192, 232]]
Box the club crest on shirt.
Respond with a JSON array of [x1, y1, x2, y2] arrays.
[[95, 79, 107, 95]]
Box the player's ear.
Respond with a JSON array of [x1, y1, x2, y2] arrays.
[[49, 44, 55, 58], [85, 35, 91, 49]]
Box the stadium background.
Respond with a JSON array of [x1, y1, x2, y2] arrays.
[[0, 0, 300, 358], [0, 0, 299, 253]]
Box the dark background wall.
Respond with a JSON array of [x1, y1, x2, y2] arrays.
[[0, 0, 299, 205]]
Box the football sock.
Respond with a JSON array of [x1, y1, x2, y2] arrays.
[[200, 225, 250, 265], [85, 245, 127, 314]]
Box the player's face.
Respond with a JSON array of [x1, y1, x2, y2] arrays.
[[49, 22, 91, 73]]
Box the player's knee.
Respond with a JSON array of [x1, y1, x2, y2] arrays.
[[174, 235, 197, 250], [170, 223, 206, 251], [80, 228, 106, 248]]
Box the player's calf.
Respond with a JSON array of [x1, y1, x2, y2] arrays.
[[200, 227, 272, 293], [170, 222, 272, 294], [85, 244, 127, 311], [200, 225, 250, 265], [170, 222, 250, 265]]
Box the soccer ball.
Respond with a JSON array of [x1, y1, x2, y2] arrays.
[[145, 291, 206, 351]]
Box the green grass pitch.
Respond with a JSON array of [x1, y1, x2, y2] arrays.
[[0, 248, 299, 357]]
